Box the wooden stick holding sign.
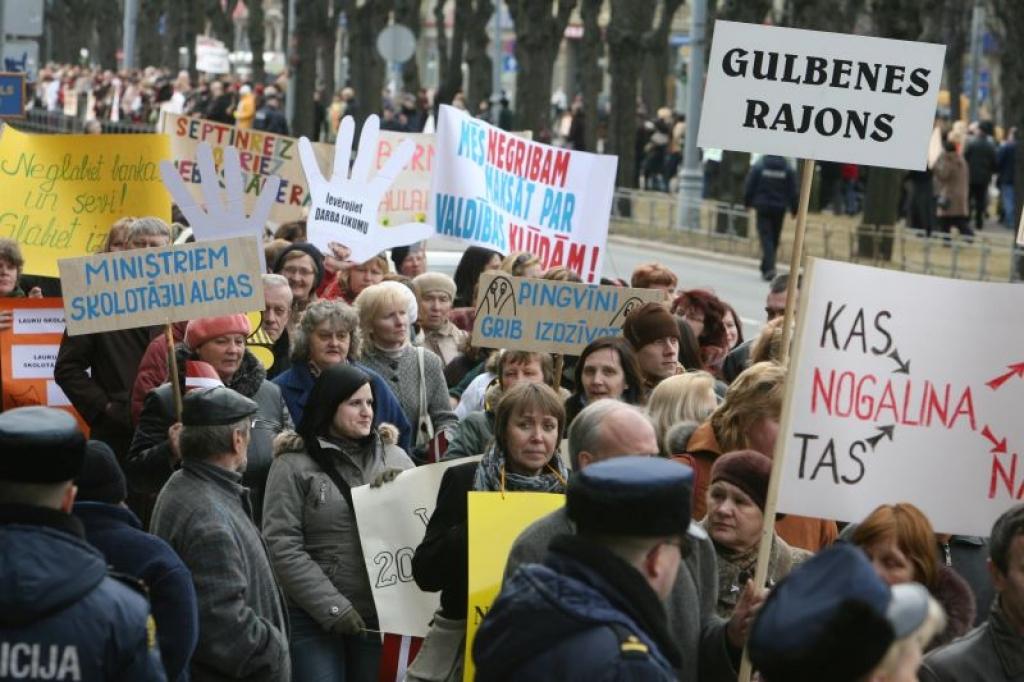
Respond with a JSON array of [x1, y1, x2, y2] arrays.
[[166, 324, 183, 421]]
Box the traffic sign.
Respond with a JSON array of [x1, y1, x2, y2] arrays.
[[376, 24, 416, 63]]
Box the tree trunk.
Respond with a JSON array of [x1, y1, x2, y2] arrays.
[[940, 0, 971, 122], [640, 0, 682, 112], [396, 0, 424, 94], [508, 0, 578, 138], [291, 0, 321, 137], [347, 0, 391, 126], [579, 0, 602, 151], [317, 1, 336, 101], [465, 0, 495, 114], [249, 0, 266, 84], [205, 0, 235, 44], [607, 0, 651, 188], [95, 0, 122, 69], [435, 0, 470, 107], [137, 0, 165, 69], [991, 0, 1024, 275]]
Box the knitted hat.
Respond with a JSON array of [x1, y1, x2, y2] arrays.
[[622, 302, 680, 350], [710, 449, 772, 512], [412, 272, 456, 300], [185, 314, 251, 351], [75, 440, 127, 504], [391, 242, 425, 272], [273, 242, 325, 289]]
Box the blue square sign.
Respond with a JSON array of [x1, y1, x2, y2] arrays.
[[0, 73, 25, 118]]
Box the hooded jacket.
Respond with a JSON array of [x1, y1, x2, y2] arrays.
[[0, 504, 166, 681], [473, 534, 679, 682]]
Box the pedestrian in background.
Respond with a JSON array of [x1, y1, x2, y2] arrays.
[[744, 155, 798, 281]]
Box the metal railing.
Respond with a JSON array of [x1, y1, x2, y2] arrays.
[[8, 107, 156, 135], [610, 188, 1024, 283]]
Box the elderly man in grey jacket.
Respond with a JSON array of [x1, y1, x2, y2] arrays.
[[504, 400, 764, 682], [151, 387, 290, 682], [919, 503, 1024, 682]]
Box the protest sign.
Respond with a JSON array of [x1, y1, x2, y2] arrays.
[[58, 236, 264, 336], [0, 73, 25, 118], [163, 111, 332, 225], [377, 130, 434, 227], [465, 491, 565, 680], [0, 298, 87, 432], [776, 258, 1024, 537], [196, 36, 230, 74], [430, 105, 618, 283], [0, 127, 171, 277], [300, 114, 434, 264], [470, 272, 663, 355], [698, 21, 945, 170], [351, 456, 482, 638]]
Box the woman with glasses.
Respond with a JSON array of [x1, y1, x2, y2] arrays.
[[408, 383, 568, 681], [264, 364, 414, 682], [127, 313, 292, 524], [273, 243, 324, 316]]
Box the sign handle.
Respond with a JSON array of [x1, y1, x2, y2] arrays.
[[551, 354, 564, 393], [737, 157, 814, 682], [166, 324, 183, 422]]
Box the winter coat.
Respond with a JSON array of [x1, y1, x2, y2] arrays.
[[937, 535, 994, 625], [443, 410, 494, 461], [0, 504, 166, 681], [359, 344, 458, 439], [55, 326, 156, 457], [474, 534, 679, 682], [262, 429, 414, 629], [73, 501, 198, 682], [415, 320, 468, 368], [126, 347, 291, 524], [744, 155, 798, 214], [150, 459, 290, 682], [131, 322, 186, 425], [929, 564, 977, 650], [933, 150, 970, 218], [963, 135, 997, 186], [272, 360, 412, 452], [708, 527, 811, 619], [997, 140, 1017, 187], [919, 599, 1024, 682], [505, 507, 739, 682]]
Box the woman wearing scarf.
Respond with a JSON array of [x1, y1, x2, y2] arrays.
[[263, 364, 414, 681], [408, 383, 569, 682]]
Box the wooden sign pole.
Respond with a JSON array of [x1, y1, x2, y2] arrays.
[[166, 323, 183, 422], [737, 157, 815, 682]]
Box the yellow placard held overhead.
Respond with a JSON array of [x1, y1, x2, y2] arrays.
[[464, 491, 565, 680], [0, 126, 171, 277]]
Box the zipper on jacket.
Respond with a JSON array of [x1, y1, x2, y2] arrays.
[[317, 481, 327, 506]]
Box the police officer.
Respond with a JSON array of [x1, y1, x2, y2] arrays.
[[0, 406, 166, 681], [473, 457, 694, 680], [743, 154, 798, 281]]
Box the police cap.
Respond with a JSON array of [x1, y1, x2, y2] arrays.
[[0, 406, 86, 483]]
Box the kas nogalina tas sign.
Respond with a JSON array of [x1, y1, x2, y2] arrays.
[[776, 259, 1024, 537], [698, 21, 945, 169], [429, 105, 618, 283]]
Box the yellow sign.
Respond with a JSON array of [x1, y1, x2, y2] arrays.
[[464, 491, 565, 680], [0, 127, 171, 276]]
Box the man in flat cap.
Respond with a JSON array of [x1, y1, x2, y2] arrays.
[[150, 387, 290, 682], [0, 406, 166, 681], [473, 456, 696, 681]]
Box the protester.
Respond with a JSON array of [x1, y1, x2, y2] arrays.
[[630, 262, 678, 293], [850, 503, 976, 650], [391, 242, 427, 278], [409, 384, 569, 681], [258, 273, 295, 379], [996, 127, 1016, 228], [264, 364, 414, 681], [647, 372, 719, 457], [102, 216, 136, 252], [934, 534, 995, 626], [475, 457, 698, 680], [254, 94, 289, 134], [55, 218, 171, 462], [674, 290, 731, 375], [127, 314, 291, 523], [355, 281, 457, 457], [150, 387, 290, 681], [505, 400, 751, 682], [272, 299, 412, 450], [919, 503, 1024, 681], [722, 303, 743, 351], [273, 242, 324, 316], [749, 317, 785, 365], [73, 440, 198, 682], [233, 84, 255, 129], [703, 450, 810, 618], [452, 246, 503, 308], [564, 336, 646, 425], [413, 272, 468, 367], [722, 273, 793, 383], [501, 251, 543, 278], [322, 253, 389, 303], [963, 120, 997, 232], [444, 350, 553, 460], [933, 134, 974, 239], [744, 154, 798, 281], [0, 407, 166, 680], [0, 238, 42, 332], [749, 543, 946, 682], [623, 302, 684, 389]]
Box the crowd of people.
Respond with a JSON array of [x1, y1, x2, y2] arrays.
[[1, 210, 1021, 682]]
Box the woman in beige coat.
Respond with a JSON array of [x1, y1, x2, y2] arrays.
[[932, 135, 974, 238]]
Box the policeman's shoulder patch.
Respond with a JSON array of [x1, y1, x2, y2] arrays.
[[146, 615, 158, 650], [609, 623, 650, 660], [108, 570, 151, 599]]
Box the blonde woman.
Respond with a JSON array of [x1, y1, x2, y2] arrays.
[[501, 251, 542, 278], [646, 371, 718, 456]]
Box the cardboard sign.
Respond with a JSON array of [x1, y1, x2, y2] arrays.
[[351, 456, 482, 638], [0, 72, 25, 118], [300, 114, 435, 264], [470, 272, 663, 355], [0, 127, 171, 276], [465, 491, 565, 680], [698, 21, 945, 170], [58, 236, 264, 336], [0, 298, 87, 433], [777, 258, 1024, 536], [377, 131, 434, 227], [163, 112, 332, 225], [430, 105, 618, 283]]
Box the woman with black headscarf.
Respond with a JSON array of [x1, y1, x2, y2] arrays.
[[263, 364, 414, 681]]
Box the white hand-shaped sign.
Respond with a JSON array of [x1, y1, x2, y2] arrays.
[[160, 143, 281, 272], [299, 114, 434, 264]]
